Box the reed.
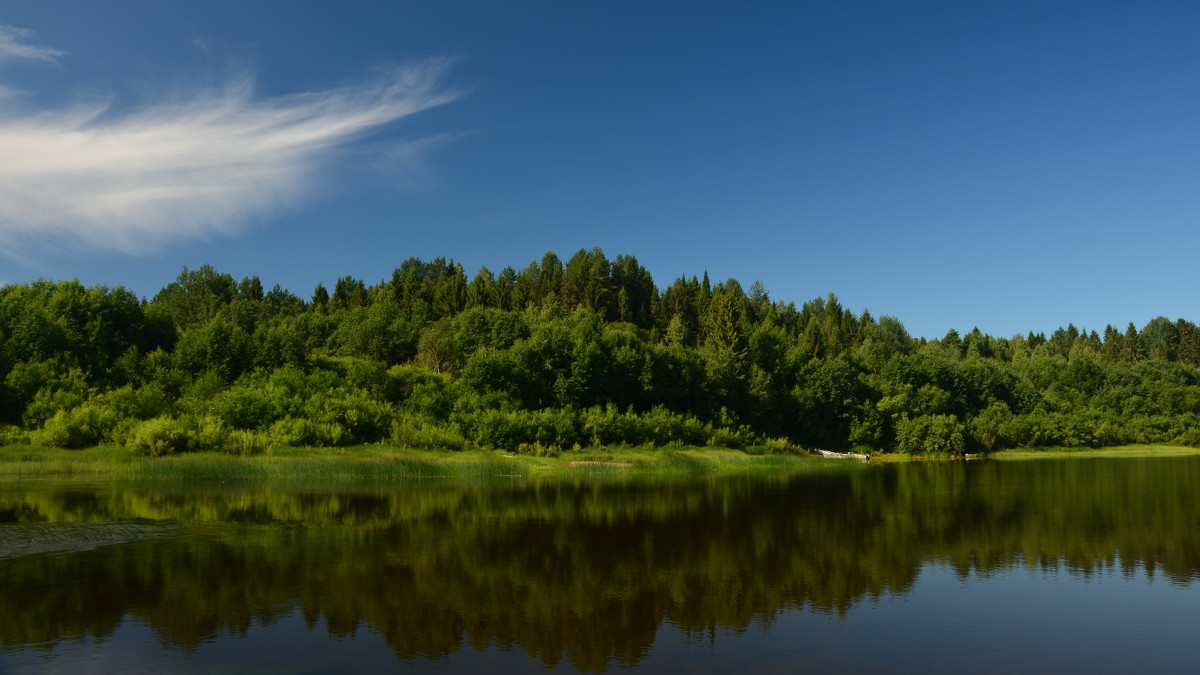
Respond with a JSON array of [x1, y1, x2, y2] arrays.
[[990, 444, 1200, 460], [0, 444, 825, 482]]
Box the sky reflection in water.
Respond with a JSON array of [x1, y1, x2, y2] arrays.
[[1, 456, 1199, 673]]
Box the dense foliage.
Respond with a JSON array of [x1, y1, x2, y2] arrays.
[[2, 248, 1198, 454]]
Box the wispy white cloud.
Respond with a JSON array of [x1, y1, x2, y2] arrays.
[[0, 24, 65, 65], [0, 57, 460, 256]]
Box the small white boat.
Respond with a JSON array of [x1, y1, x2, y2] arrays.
[[811, 448, 870, 461]]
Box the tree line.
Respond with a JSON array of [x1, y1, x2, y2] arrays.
[[2, 247, 1198, 454]]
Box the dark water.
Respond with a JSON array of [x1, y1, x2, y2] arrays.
[[1, 456, 1199, 673]]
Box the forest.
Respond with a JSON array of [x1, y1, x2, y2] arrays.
[[1, 247, 1198, 456]]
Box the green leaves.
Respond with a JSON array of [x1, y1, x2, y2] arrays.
[[2, 253, 1200, 455]]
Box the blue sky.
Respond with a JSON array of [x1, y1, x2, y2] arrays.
[[1, 1, 1197, 339]]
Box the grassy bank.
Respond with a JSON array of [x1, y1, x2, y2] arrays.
[[0, 444, 831, 482], [990, 444, 1200, 460], [5, 444, 1197, 482]]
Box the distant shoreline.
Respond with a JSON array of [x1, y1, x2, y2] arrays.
[[0, 445, 829, 481], [988, 445, 1200, 460], [2, 444, 1197, 481]]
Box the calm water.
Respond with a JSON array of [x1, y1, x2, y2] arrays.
[[1, 456, 1199, 673]]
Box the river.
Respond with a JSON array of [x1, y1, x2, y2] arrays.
[[1, 455, 1198, 673]]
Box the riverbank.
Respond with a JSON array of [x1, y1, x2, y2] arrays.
[[989, 444, 1200, 460], [0, 444, 833, 482], [4, 444, 1198, 482]]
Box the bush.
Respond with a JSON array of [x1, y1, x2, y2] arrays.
[[531, 408, 581, 448], [515, 441, 560, 457], [462, 409, 521, 450], [21, 387, 87, 429], [706, 424, 749, 449], [0, 424, 30, 445], [32, 403, 122, 448], [390, 416, 467, 450], [269, 415, 365, 447], [1177, 422, 1200, 448], [214, 386, 275, 430], [93, 384, 169, 420], [195, 415, 230, 450], [4, 358, 90, 427], [581, 404, 645, 446], [640, 406, 708, 446], [895, 414, 966, 455], [341, 358, 389, 395], [315, 422, 349, 446], [968, 402, 1014, 451], [305, 390, 393, 444], [129, 416, 198, 456], [384, 364, 446, 403], [226, 429, 271, 455], [270, 417, 319, 446], [177, 371, 227, 414], [1002, 411, 1065, 447], [455, 404, 761, 451], [461, 408, 581, 451], [403, 379, 457, 420]]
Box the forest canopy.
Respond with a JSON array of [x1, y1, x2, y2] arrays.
[[2, 248, 1198, 455]]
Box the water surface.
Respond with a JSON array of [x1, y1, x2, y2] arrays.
[[1, 456, 1198, 673]]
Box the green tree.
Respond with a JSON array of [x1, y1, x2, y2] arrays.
[[311, 282, 330, 308], [466, 266, 497, 308], [151, 265, 237, 331], [331, 276, 367, 309], [175, 318, 252, 382], [562, 247, 612, 315]]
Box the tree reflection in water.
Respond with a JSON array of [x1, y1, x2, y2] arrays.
[[1, 456, 1198, 671]]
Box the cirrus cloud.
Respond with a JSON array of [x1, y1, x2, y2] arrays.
[[0, 56, 460, 256], [0, 24, 65, 65]]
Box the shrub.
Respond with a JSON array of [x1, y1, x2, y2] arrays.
[[403, 379, 457, 420], [706, 424, 749, 450], [195, 415, 230, 450], [895, 414, 966, 455], [214, 386, 275, 430], [640, 406, 708, 446], [32, 403, 122, 448], [515, 441, 559, 457], [968, 402, 1014, 451], [129, 416, 198, 456], [531, 408, 581, 448], [270, 417, 319, 446], [226, 429, 271, 456], [581, 404, 645, 446], [21, 387, 87, 429], [113, 384, 169, 419], [262, 366, 334, 419], [305, 390, 393, 444], [1002, 411, 1065, 447], [463, 409, 524, 450], [4, 358, 90, 427], [1177, 423, 1200, 448], [0, 424, 30, 445], [390, 416, 467, 450], [341, 358, 389, 395], [177, 371, 227, 415], [460, 408, 578, 451], [316, 422, 349, 447], [384, 364, 445, 403]]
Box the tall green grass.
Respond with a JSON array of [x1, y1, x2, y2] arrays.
[[990, 444, 1200, 460], [0, 444, 827, 482], [12, 443, 1193, 483]]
